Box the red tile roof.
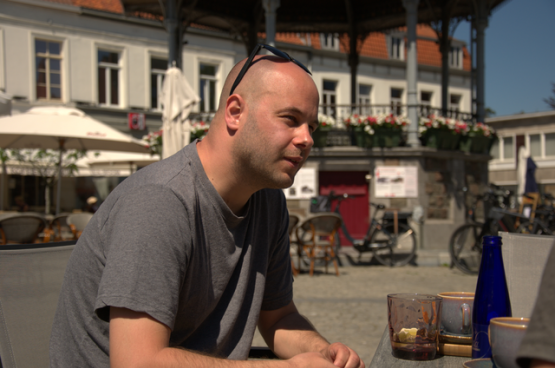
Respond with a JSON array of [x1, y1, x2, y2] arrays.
[[72, 0, 123, 14]]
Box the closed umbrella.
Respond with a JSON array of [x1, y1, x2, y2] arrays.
[[160, 66, 199, 159], [0, 106, 148, 214], [525, 156, 539, 193], [517, 146, 529, 197]]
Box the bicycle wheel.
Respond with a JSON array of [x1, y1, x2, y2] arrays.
[[372, 223, 417, 266], [449, 223, 486, 275]]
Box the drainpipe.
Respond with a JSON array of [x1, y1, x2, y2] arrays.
[[475, 0, 488, 123]]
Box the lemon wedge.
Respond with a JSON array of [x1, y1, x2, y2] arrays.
[[398, 328, 418, 343]]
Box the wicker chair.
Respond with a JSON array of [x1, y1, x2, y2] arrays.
[[0, 214, 50, 245], [296, 213, 342, 276], [49, 213, 73, 241]]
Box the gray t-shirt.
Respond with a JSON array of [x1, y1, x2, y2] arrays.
[[516, 239, 555, 367], [50, 143, 293, 367]]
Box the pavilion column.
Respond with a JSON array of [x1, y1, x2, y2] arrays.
[[403, 0, 420, 147], [475, 0, 488, 122], [165, 0, 179, 68], [263, 0, 280, 47]]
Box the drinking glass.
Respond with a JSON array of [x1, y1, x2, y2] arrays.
[[387, 293, 443, 360]]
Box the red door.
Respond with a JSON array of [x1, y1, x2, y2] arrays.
[[319, 171, 369, 246]]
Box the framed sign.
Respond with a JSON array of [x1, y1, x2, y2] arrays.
[[283, 167, 317, 199], [374, 166, 418, 198]]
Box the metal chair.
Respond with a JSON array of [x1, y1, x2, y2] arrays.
[[296, 213, 342, 276], [0, 240, 77, 368], [66, 213, 94, 239], [0, 213, 51, 245]]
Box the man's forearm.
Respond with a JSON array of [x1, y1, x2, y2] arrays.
[[260, 312, 330, 359]]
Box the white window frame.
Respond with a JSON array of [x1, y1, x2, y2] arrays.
[[31, 34, 68, 102], [320, 33, 340, 51], [390, 87, 403, 115], [358, 84, 372, 116], [449, 45, 463, 69], [150, 56, 167, 111], [389, 35, 404, 61], [322, 80, 338, 118], [199, 62, 218, 113], [297, 33, 312, 47], [449, 94, 461, 112], [527, 132, 555, 162], [489, 135, 517, 171], [96, 45, 124, 108], [34, 38, 63, 101]]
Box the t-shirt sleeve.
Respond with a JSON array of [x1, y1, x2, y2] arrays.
[[94, 185, 190, 330], [261, 191, 293, 311], [516, 239, 555, 368]]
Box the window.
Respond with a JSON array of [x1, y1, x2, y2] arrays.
[[389, 36, 404, 60], [492, 136, 514, 161], [199, 63, 218, 113], [151, 57, 167, 110], [529, 134, 541, 158], [420, 91, 432, 115], [449, 94, 461, 112], [320, 33, 339, 51], [358, 84, 371, 115], [528, 132, 555, 159], [98, 50, 120, 106], [546, 133, 555, 156], [391, 88, 403, 115], [322, 80, 337, 118], [35, 39, 62, 100], [449, 46, 462, 68]]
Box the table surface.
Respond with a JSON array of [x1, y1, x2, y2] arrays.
[[369, 327, 471, 368]]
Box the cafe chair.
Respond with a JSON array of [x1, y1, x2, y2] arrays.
[[67, 213, 94, 239], [0, 213, 51, 245], [296, 213, 342, 276], [0, 240, 77, 368], [288, 213, 301, 276]]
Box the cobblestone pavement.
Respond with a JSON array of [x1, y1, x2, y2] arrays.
[[251, 263, 477, 365]]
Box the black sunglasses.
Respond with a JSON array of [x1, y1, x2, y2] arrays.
[[229, 43, 312, 96]]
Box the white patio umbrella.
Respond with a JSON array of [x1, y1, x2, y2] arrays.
[[517, 145, 529, 198], [76, 150, 159, 177], [0, 106, 148, 214], [160, 67, 199, 159]]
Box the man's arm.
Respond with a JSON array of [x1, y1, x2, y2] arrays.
[[110, 307, 345, 368], [258, 301, 364, 368]]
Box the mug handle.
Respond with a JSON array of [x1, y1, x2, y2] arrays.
[[461, 303, 471, 332]]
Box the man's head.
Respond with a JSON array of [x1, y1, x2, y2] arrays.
[[204, 46, 319, 193]]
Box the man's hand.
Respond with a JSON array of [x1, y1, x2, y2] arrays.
[[319, 342, 364, 368]]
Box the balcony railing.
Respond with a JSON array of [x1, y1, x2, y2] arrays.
[[319, 103, 473, 126]]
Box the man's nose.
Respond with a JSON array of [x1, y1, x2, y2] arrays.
[[293, 124, 313, 149]]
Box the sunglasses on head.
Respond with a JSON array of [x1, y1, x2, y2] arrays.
[[229, 43, 312, 96]]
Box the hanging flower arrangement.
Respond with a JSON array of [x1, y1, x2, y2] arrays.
[[317, 113, 338, 131], [418, 115, 469, 136], [190, 121, 210, 140], [142, 130, 163, 156]]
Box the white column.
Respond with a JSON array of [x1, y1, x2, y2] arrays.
[[403, 0, 420, 147], [475, 0, 489, 123], [263, 0, 280, 47]]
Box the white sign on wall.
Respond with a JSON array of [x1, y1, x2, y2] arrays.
[[374, 166, 418, 198], [283, 167, 317, 199]]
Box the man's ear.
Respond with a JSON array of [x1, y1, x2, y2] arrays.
[[224, 94, 244, 132]]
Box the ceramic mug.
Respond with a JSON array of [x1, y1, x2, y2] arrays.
[[438, 292, 474, 336], [489, 317, 529, 368]]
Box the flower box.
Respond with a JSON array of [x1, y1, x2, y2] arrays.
[[373, 127, 403, 148], [421, 128, 461, 150], [350, 125, 373, 148], [312, 129, 329, 148], [459, 122, 497, 154], [344, 113, 408, 149]]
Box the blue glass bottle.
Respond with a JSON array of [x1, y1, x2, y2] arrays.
[[472, 235, 512, 359]]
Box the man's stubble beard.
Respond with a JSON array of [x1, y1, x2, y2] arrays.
[[232, 113, 301, 191]]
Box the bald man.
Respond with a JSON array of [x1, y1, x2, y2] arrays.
[[50, 48, 363, 368]]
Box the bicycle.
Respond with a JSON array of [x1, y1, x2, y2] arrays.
[[311, 191, 417, 266], [449, 184, 549, 275]]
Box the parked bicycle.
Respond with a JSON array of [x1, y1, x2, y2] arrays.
[[449, 184, 552, 275], [311, 191, 417, 266]]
